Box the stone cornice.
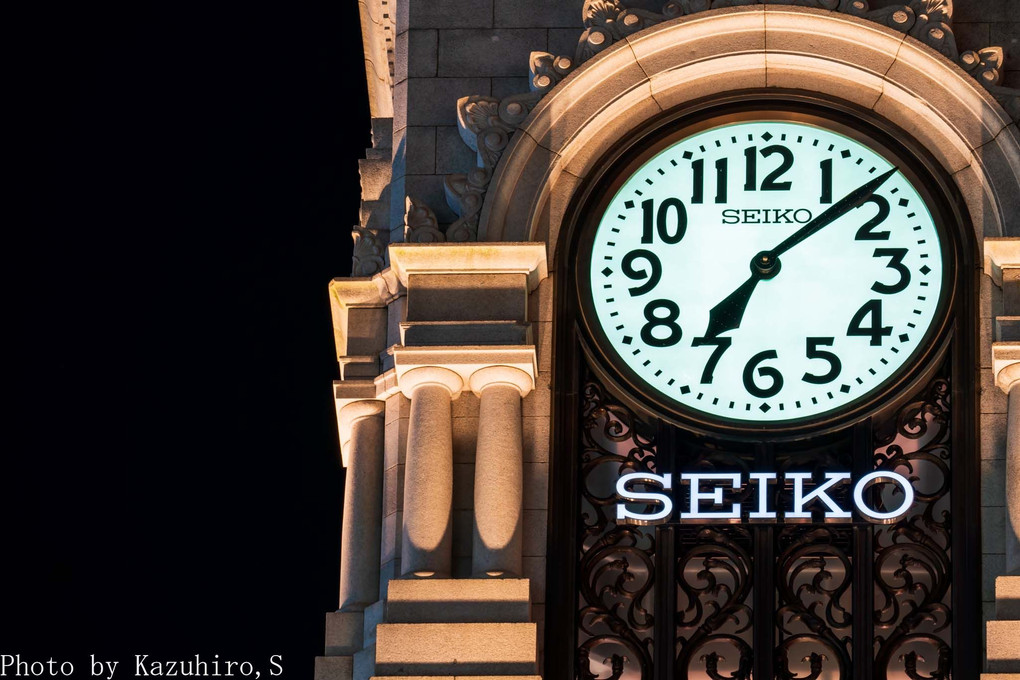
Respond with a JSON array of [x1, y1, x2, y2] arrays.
[[985, 238, 1020, 286], [388, 242, 549, 292]]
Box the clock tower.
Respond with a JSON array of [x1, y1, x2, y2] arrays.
[[321, 2, 1020, 679]]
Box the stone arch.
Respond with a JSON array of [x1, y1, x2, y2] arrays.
[[479, 5, 1020, 255]]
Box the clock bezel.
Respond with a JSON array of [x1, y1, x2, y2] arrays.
[[571, 95, 965, 439]]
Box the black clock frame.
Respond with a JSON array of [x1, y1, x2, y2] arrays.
[[571, 95, 964, 440], [546, 91, 981, 679]]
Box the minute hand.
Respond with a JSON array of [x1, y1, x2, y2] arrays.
[[701, 166, 898, 339], [770, 166, 897, 258]]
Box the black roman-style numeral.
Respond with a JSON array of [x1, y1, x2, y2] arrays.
[[641, 299, 683, 347], [802, 337, 841, 384], [621, 249, 662, 296], [854, 195, 891, 240], [744, 145, 794, 191], [692, 336, 732, 384], [872, 248, 910, 294], [847, 300, 893, 346], [691, 158, 728, 204], [641, 198, 687, 244]]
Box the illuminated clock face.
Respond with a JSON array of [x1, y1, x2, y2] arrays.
[[582, 119, 946, 426]]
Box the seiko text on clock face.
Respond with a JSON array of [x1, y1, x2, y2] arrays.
[[584, 120, 945, 424]]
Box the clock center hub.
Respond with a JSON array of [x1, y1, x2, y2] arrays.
[[752, 251, 781, 279]]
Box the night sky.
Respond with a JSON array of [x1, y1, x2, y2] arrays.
[[6, 5, 366, 678]]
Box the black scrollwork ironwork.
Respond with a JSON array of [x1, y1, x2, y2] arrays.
[[675, 527, 754, 679], [872, 376, 953, 680], [577, 378, 657, 679], [573, 365, 957, 680], [775, 526, 853, 679]]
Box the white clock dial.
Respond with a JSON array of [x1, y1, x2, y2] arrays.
[[583, 119, 945, 424]]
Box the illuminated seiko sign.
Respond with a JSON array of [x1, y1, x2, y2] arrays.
[[615, 470, 914, 525]]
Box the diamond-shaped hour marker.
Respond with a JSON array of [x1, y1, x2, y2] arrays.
[[759, 403, 771, 412], [920, 265, 931, 275], [762, 132, 773, 141], [899, 198, 909, 207], [602, 267, 613, 277], [840, 149, 851, 158], [624, 200, 634, 209]]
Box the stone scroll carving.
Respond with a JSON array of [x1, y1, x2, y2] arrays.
[[352, 226, 388, 277], [443, 52, 573, 241], [441, 0, 1015, 237], [403, 196, 445, 243]]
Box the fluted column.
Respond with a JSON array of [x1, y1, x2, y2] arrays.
[[337, 399, 386, 611], [469, 366, 534, 577], [399, 366, 463, 577]]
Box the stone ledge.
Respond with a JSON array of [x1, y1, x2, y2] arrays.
[[988, 620, 1020, 670], [982, 675, 1020, 679], [998, 576, 1020, 620], [314, 656, 353, 680], [386, 578, 531, 623], [326, 611, 365, 656], [401, 321, 532, 346], [375, 622, 537, 676], [985, 239, 1020, 285], [389, 243, 548, 293]]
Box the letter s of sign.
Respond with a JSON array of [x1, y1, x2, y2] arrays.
[[616, 472, 673, 524]]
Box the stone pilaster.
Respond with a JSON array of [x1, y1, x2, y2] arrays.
[[398, 365, 463, 577], [987, 239, 1020, 577], [469, 365, 534, 577], [996, 355, 1020, 574]]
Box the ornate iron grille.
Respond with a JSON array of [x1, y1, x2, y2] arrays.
[[573, 364, 956, 680]]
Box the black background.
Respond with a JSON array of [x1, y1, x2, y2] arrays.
[[5, 5, 366, 677]]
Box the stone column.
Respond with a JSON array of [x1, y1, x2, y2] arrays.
[[469, 366, 534, 577], [337, 400, 386, 611], [998, 360, 1020, 575], [1009, 381, 1020, 574], [399, 366, 463, 577]]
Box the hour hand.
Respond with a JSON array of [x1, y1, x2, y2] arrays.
[[702, 252, 780, 339], [703, 274, 760, 339]]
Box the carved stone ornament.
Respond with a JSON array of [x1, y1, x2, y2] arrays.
[[442, 0, 1017, 235], [403, 196, 445, 243], [441, 52, 579, 241], [352, 226, 388, 277]]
